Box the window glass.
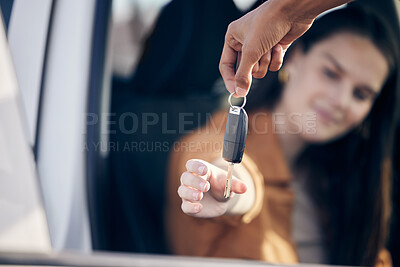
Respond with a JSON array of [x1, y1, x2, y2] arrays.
[[0, 0, 14, 33]]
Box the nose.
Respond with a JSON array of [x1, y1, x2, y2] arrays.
[[329, 84, 352, 110]]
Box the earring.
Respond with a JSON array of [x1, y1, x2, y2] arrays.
[[278, 68, 289, 84]]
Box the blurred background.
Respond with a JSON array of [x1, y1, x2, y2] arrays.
[[108, 0, 400, 262]]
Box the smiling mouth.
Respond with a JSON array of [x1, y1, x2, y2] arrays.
[[313, 106, 339, 125]]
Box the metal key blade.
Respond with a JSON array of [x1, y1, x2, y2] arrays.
[[224, 163, 234, 198]]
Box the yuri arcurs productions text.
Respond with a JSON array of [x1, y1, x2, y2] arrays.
[[83, 140, 223, 153]]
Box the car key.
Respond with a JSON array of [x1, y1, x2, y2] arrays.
[[223, 93, 248, 198]]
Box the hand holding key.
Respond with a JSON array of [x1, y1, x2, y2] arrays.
[[178, 159, 247, 218]]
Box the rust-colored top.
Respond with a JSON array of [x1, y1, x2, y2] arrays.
[[165, 109, 392, 266]]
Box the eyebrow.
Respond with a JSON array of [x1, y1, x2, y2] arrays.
[[322, 52, 379, 95], [323, 52, 345, 73]]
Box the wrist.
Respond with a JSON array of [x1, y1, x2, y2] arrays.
[[270, 0, 351, 23]]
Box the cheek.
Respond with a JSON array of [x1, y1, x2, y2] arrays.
[[283, 73, 324, 112], [345, 105, 372, 128], [301, 105, 373, 144]]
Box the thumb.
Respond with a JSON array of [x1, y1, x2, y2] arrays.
[[231, 178, 247, 195], [235, 48, 259, 97]]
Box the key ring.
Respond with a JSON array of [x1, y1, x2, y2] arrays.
[[228, 92, 246, 109]]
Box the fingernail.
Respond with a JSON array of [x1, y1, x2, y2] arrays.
[[236, 87, 247, 97], [194, 205, 200, 212], [199, 181, 209, 192], [204, 182, 210, 191], [193, 192, 199, 200], [198, 165, 206, 175]]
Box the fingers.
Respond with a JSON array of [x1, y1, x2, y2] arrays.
[[219, 41, 239, 94], [178, 169, 208, 215], [252, 61, 260, 75], [183, 159, 247, 202], [185, 159, 209, 176], [234, 48, 259, 97], [179, 160, 211, 210], [178, 185, 204, 202], [252, 50, 271, 79], [180, 171, 210, 192], [181, 200, 202, 214], [269, 44, 285, 72]]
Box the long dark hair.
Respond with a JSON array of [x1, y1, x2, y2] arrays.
[[247, 6, 399, 266]]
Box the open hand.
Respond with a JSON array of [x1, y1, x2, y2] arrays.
[[178, 159, 247, 218]]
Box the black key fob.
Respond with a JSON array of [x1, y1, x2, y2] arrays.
[[223, 107, 248, 164]]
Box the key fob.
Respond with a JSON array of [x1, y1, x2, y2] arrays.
[[223, 107, 248, 164]]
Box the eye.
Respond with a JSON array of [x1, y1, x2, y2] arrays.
[[323, 68, 339, 80], [353, 89, 370, 101]]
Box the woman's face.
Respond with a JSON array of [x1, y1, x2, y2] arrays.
[[278, 32, 389, 143]]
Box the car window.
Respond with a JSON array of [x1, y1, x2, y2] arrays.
[[0, 0, 14, 33], [0, 7, 51, 253]]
